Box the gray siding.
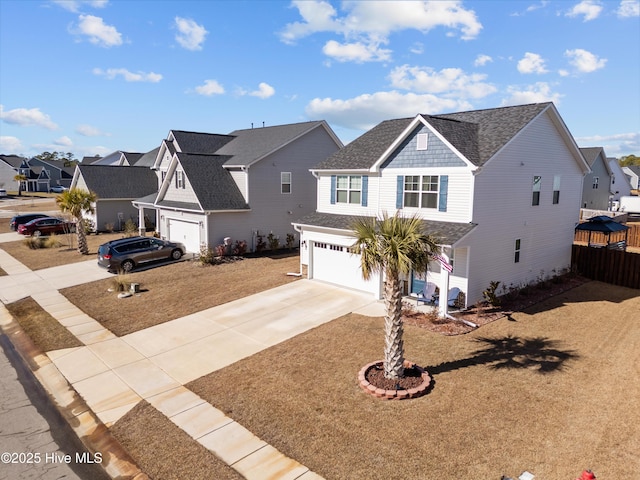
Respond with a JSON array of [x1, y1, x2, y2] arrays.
[[382, 125, 467, 169], [582, 153, 611, 209]]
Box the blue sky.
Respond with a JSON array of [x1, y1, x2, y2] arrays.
[[1, 0, 639, 160]]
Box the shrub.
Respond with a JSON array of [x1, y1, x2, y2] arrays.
[[24, 237, 43, 249], [256, 233, 266, 253], [199, 243, 215, 265], [482, 281, 501, 307], [44, 234, 62, 248], [267, 232, 280, 251], [104, 222, 115, 233], [81, 218, 94, 235], [111, 271, 132, 292], [233, 240, 247, 256], [215, 244, 227, 257], [286, 233, 296, 250], [123, 218, 137, 237]]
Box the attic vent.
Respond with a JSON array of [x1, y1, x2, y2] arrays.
[[416, 133, 428, 151]]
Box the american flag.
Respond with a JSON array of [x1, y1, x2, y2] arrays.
[[432, 253, 453, 273]]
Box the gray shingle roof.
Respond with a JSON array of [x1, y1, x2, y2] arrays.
[[171, 131, 235, 154], [176, 153, 249, 211], [579, 147, 603, 167], [77, 165, 157, 199], [0, 155, 26, 168], [218, 121, 327, 167], [315, 103, 552, 170], [293, 212, 476, 246], [133, 147, 160, 167]]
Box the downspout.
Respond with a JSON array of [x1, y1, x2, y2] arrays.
[[290, 224, 304, 277]]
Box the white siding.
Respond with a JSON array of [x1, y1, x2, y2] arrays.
[[163, 168, 199, 205], [228, 169, 248, 201], [459, 110, 584, 304], [316, 174, 380, 217]]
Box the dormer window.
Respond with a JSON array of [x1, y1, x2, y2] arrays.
[[416, 133, 428, 151], [175, 170, 185, 189]]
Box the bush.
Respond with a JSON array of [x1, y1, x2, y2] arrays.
[[111, 271, 132, 292], [233, 240, 247, 256], [104, 222, 115, 233], [482, 281, 501, 307], [256, 233, 266, 253], [24, 237, 43, 249], [199, 243, 216, 265], [215, 244, 226, 257], [123, 218, 137, 237], [286, 233, 296, 250], [44, 234, 62, 248], [267, 232, 280, 251]]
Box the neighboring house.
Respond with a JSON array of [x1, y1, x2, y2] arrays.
[[82, 155, 102, 164], [579, 147, 613, 210], [71, 165, 158, 232], [0, 155, 23, 191], [0, 155, 45, 192], [91, 150, 144, 166], [608, 158, 632, 203], [28, 158, 75, 189], [622, 165, 640, 190], [292, 102, 590, 308], [133, 121, 342, 253]]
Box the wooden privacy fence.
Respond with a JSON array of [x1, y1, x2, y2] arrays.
[[573, 222, 640, 248], [571, 244, 640, 289]]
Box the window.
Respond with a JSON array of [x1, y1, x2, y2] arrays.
[[514, 239, 521, 263], [416, 133, 428, 151], [281, 172, 291, 194], [592, 177, 599, 189], [404, 175, 438, 209], [336, 175, 361, 204], [553, 175, 561, 204], [175, 171, 185, 189], [532, 176, 541, 206]]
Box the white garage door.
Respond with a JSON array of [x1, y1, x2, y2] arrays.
[[312, 242, 380, 295], [168, 219, 200, 253]]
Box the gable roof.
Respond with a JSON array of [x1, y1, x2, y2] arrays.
[[0, 155, 26, 169], [170, 131, 235, 154], [77, 165, 157, 198], [580, 147, 613, 176], [219, 121, 335, 167], [172, 153, 249, 211], [132, 147, 159, 167], [314, 103, 553, 170]]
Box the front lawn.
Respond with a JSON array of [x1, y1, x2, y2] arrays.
[[61, 254, 301, 336], [184, 281, 640, 479]]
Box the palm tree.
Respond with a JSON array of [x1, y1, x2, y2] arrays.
[[13, 174, 27, 196], [352, 212, 440, 380], [56, 188, 97, 255]]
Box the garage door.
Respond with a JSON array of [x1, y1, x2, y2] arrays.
[[311, 242, 380, 295], [168, 219, 200, 253]]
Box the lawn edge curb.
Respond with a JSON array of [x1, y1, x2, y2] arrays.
[[0, 303, 149, 480]]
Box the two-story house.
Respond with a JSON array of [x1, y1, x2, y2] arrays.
[[579, 147, 613, 210], [28, 157, 75, 190], [608, 157, 632, 205], [292, 103, 590, 308], [133, 121, 342, 252]]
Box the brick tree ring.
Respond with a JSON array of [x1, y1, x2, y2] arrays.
[[357, 360, 432, 400]]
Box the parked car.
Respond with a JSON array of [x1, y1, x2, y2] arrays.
[[97, 236, 185, 272], [49, 185, 68, 193], [0, 188, 7, 197], [9, 213, 49, 231], [17, 217, 75, 236]]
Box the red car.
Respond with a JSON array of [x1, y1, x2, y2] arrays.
[[18, 217, 75, 236]]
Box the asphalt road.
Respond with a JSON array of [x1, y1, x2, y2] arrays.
[[0, 334, 110, 480]]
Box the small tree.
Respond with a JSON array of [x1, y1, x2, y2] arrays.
[[56, 188, 97, 255], [352, 212, 439, 380], [13, 174, 27, 196]]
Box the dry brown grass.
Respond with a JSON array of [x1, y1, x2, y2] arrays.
[[0, 267, 6, 276], [1, 232, 124, 270], [187, 281, 640, 479], [5, 297, 82, 351], [61, 254, 302, 336], [109, 401, 243, 480]]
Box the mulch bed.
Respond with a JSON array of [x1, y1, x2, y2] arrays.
[[402, 274, 590, 336], [365, 363, 424, 390]]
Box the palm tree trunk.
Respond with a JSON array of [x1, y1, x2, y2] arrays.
[[76, 219, 89, 255], [383, 270, 405, 379]]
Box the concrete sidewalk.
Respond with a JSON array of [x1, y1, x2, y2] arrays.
[[0, 248, 384, 479]]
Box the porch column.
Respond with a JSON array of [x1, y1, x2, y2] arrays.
[[438, 253, 450, 318], [138, 207, 146, 236]]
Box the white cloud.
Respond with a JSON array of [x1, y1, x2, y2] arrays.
[[75, 124, 109, 136], [0, 136, 23, 152], [73, 14, 122, 47], [52, 1, 108, 13], [410, 42, 424, 55], [565, 48, 607, 73], [194, 80, 225, 96], [388, 65, 496, 99], [575, 132, 640, 155], [92, 68, 163, 82], [280, 1, 482, 62], [474, 54, 492, 67], [566, 1, 603, 21], [174, 17, 208, 51], [322, 39, 391, 63], [249, 82, 275, 99], [54, 136, 74, 147], [0, 105, 58, 130], [517, 52, 548, 74], [501, 82, 563, 106], [617, 0, 640, 17], [305, 91, 471, 131]]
